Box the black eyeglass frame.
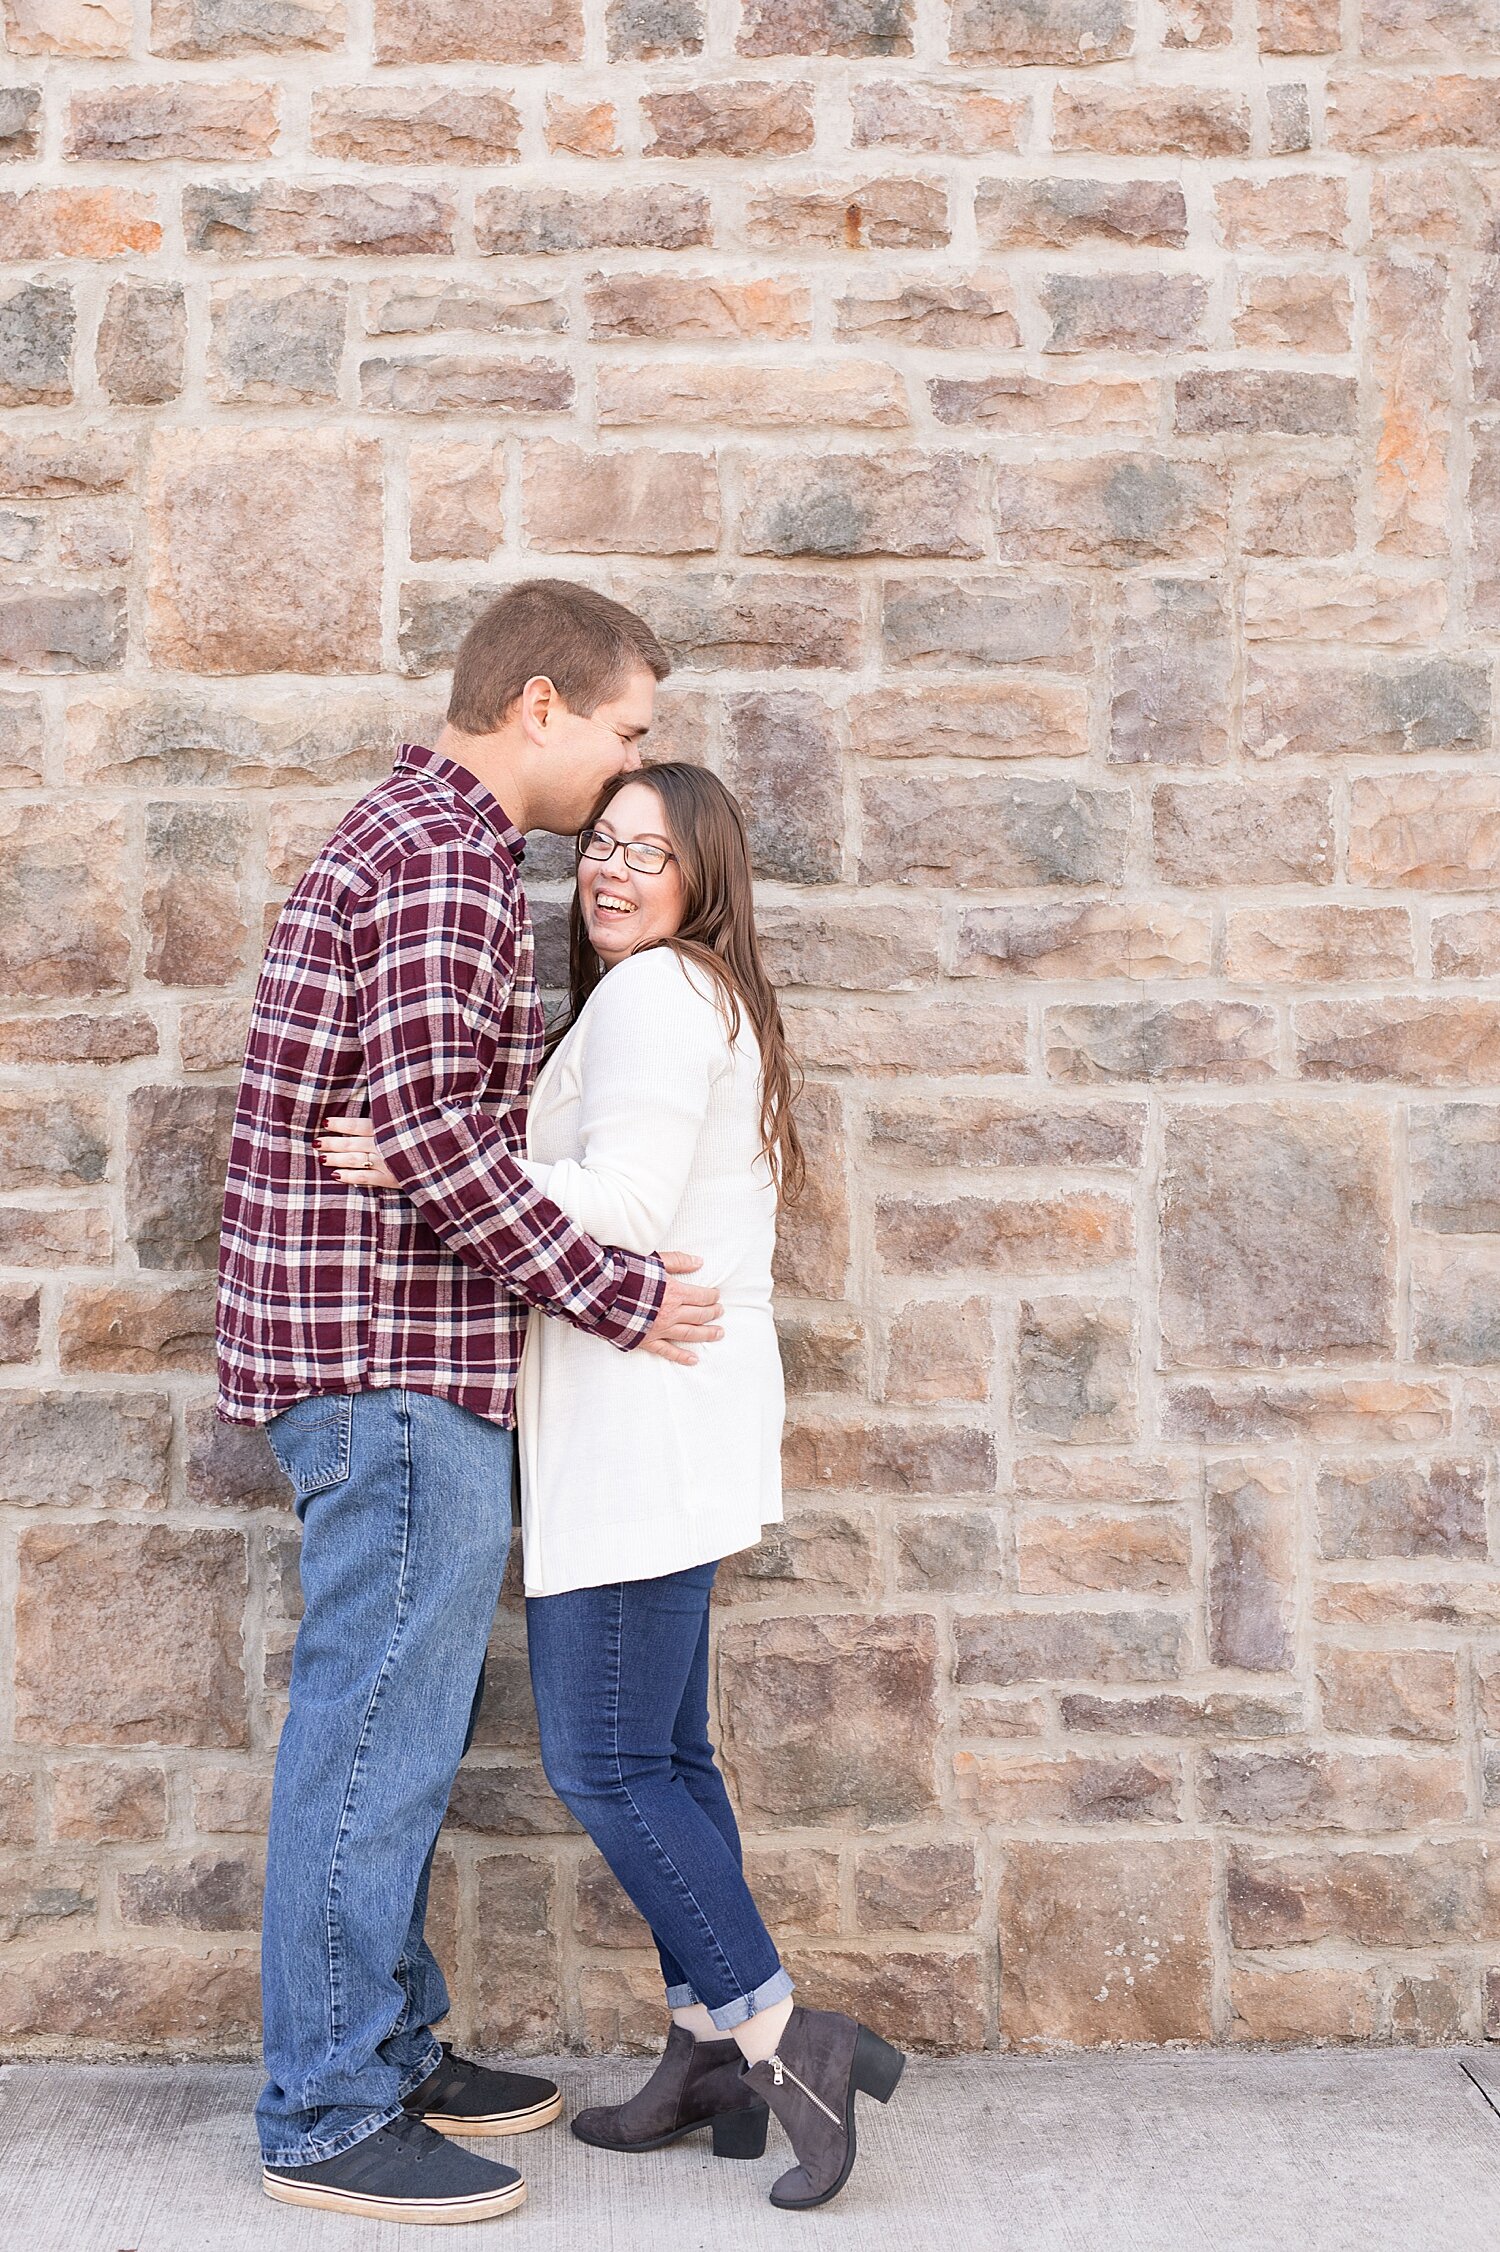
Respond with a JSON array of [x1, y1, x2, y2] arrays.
[[576, 827, 678, 877]]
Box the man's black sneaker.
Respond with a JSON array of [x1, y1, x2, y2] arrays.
[[404, 2043, 564, 2138], [263, 2113, 526, 2224]]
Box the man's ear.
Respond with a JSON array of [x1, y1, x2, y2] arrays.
[[517, 675, 558, 743]]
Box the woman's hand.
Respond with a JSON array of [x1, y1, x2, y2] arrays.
[[316, 1116, 402, 1192]]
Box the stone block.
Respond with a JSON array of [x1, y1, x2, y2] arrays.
[[0, 588, 124, 675], [882, 577, 1091, 669], [59, 1283, 216, 1375], [0, 280, 73, 408], [958, 1751, 1181, 1824], [447, 1764, 578, 1836], [1152, 779, 1333, 885], [1243, 570, 1445, 644], [0, 86, 39, 159], [994, 455, 1228, 566], [1202, 1747, 1465, 1832], [853, 679, 1088, 761], [0, 1089, 107, 1189], [1175, 371, 1355, 437], [1055, 85, 1251, 156], [1317, 1458, 1486, 1559], [608, 0, 702, 53], [1227, 1842, 1500, 1949], [1410, 1103, 1500, 1233], [362, 356, 572, 416], [97, 281, 185, 406], [66, 82, 278, 161], [1224, 906, 1413, 985], [0, 1945, 259, 2048], [780, 1946, 985, 2052], [471, 1855, 562, 2052], [67, 688, 422, 791], [1229, 1965, 1379, 2044], [948, 0, 1131, 62], [586, 271, 807, 339], [476, 185, 707, 255], [623, 571, 862, 670], [1251, 657, 1490, 763], [877, 1190, 1133, 1277], [723, 691, 842, 883], [0, 1393, 172, 1511], [787, 1000, 1025, 1076], [147, 430, 382, 674], [545, 97, 619, 156], [718, 1506, 879, 1603], [1061, 1691, 1300, 1738], [1317, 1649, 1459, 1742], [893, 1508, 1005, 1593], [1167, 1380, 1449, 1447], [598, 358, 904, 429], [373, 0, 580, 58], [184, 1402, 283, 1510], [1045, 1001, 1277, 1086], [1041, 272, 1208, 353], [185, 182, 452, 258], [1434, 910, 1500, 979], [119, 1852, 263, 1931], [1014, 1298, 1137, 1443], [854, 1842, 980, 1932], [1242, 465, 1356, 557], [151, 0, 345, 52], [1268, 85, 1313, 149], [930, 372, 1153, 430], [1413, 1242, 1500, 1363], [777, 1311, 866, 1396], [1234, 279, 1351, 358], [0, 187, 161, 259], [839, 275, 1018, 348], [311, 87, 521, 162], [747, 176, 946, 250], [1214, 173, 1349, 249], [1297, 999, 1500, 1086], [1159, 1103, 1395, 1368], [523, 442, 718, 555], [1016, 1511, 1191, 1595], [999, 1842, 1213, 2045], [208, 278, 345, 404], [52, 1761, 170, 1844], [0, 690, 42, 782], [191, 1767, 273, 1834], [0, 433, 132, 497], [743, 1845, 841, 1933], [126, 1085, 238, 1271], [643, 81, 813, 157], [883, 1297, 992, 1405], [1110, 576, 1232, 765], [738, 0, 911, 52], [870, 1096, 1143, 1168], [0, 1209, 111, 1267], [369, 277, 566, 337], [954, 1609, 1186, 1688], [852, 79, 1024, 151], [1329, 72, 1500, 154], [862, 773, 1128, 890], [977, 177, 1186, 249], [0, 1286, 40, 1364], [144, 803, 250, 988], [0, 805, 130, 999], [0, 1011, 153, 1064], [15, 1525, 247, 1748], [1349, 773, 1500, 891], [740, 452, 985, 560], [717, 1613, 939, 1826], [783, 1415, 993, 1495], [773, 1081, 849, 1297], [408, 441, 504, 563]]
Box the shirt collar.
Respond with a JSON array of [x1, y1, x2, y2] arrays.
[[395, 742, 527, 865]]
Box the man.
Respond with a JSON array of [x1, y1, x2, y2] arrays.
[[217, 580, 724, 2225]]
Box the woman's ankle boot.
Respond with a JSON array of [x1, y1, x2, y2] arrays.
[[740, 2005, 905, 2209], [571, 2022, 770, 2158]]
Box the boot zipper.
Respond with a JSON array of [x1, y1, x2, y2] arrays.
[[766, 2055, 841, 2127]]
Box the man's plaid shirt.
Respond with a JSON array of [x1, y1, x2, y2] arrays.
[[216, 743, 666, 1427]]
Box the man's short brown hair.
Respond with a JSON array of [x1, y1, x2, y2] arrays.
[[446, 579, 671, 736]]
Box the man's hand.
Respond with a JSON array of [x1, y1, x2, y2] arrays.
[[641, 1250, 723, 1366]]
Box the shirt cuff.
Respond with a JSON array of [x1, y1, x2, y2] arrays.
[[583, 1250, 668, 1351]]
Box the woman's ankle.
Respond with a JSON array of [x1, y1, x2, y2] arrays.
[[670, 2002, 721, 2043], [732, 1994, 794, 2066]]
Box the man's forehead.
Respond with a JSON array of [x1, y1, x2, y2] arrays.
[[599, 665, 657, 724]]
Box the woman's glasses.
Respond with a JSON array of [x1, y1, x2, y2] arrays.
[[577, 827, 676, 877]]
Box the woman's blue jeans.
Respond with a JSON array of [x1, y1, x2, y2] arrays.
[[256, 1388, 513, 2168], [526, 1561, 792, 2033]]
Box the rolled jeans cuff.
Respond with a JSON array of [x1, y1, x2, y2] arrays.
[[664, 1981, 700, 2009], [706, 1966, 795, 2035]]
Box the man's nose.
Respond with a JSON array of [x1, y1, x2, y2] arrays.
[[621, 743, 643, 772]]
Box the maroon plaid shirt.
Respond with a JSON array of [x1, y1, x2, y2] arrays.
[[216, 743, 666, 1427]]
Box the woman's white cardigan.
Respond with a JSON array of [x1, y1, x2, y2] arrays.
[[516, 946, 785, 1599]]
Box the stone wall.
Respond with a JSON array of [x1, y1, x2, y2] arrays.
[[1, 0, 1498, 2059]]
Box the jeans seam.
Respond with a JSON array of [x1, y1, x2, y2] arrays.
[[317, 1389, 416, 2071], [605, 1582, 745, 2010]]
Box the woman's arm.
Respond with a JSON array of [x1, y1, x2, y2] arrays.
[[530, 950, 728, 1256]]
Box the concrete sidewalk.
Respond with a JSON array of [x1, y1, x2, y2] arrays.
[[3, 2050, 1499, 2252]]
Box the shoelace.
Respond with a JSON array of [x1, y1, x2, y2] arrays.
[[383, 2113, 441, 2165], [766, 2055, 841, 2127]]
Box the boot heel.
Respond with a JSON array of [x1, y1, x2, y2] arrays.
[[711, 2103, 769, 2160], [851, 2025, 905, 2106]]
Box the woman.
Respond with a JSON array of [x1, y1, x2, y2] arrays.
[[319, 763, 903, 2212]]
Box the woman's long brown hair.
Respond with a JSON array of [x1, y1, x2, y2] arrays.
[[557, 762, 806, 1203]]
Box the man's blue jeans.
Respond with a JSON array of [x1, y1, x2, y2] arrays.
[[256, 1388, 512, 2168], [526, 1561, 792, 2032]]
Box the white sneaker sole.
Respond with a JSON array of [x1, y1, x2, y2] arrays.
[[422, 2091, 565, 2138], [263, 2171, 527, 2224]]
